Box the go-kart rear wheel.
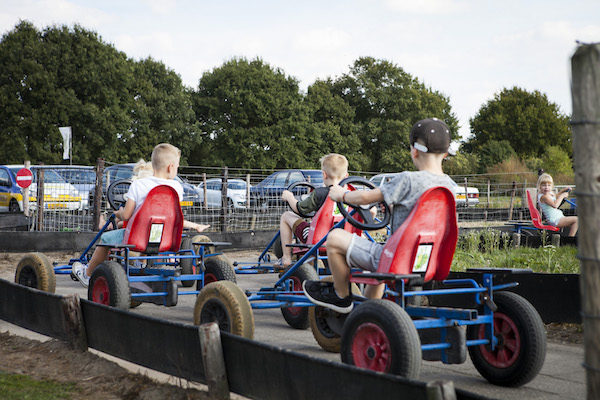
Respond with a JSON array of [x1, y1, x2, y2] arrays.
[[341, 299, 421, 379], [15, 253, 56, 293], [273, 236, 283, 260], [88, 261, 130, 310], [467, 291, 546, 387], [204, 257, 236, 286], [194, 280, 254, 339], [180, 235, 202, 287], [309, 278, 361, 352], [280, 262, 318, 329]]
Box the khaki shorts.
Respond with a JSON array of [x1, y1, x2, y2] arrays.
[[346, 234, 383, 272]]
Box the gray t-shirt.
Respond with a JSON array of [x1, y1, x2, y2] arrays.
[[380, 171, 457, 233]]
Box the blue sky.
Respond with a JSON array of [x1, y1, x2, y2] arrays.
[[1, 0, 599, 142]]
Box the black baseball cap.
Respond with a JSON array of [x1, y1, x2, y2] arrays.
[[409, 118, 450, 154]]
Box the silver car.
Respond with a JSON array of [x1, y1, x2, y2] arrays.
[[197, 178, 248, 209]]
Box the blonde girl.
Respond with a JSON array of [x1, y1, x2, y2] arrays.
[[537, 173, 578, 236]]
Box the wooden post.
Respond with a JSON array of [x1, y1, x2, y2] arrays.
[[199, 322, 229, 400], [202, 173, 207, 210], [93, 158, 104, 232], [571, 42, 600, 399], [487, 178, 490, 208], [23, 160, 30, 217], [61, 294, 88, 351], [426, 380, 457, 400], [36, 167, 44, 231], [508, 181, 516, 221], [463, 177, 469, 207], [220, 167, 228, 232]]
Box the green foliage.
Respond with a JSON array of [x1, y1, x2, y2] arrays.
[[0, 372, 75, 400], [541, 145, 574, 180], [477, 140, 516, 173], [465, 87, 571, 161], [443, 152, 480, 176], [329, 57, 459, 172], [485, 156, 535, 184]]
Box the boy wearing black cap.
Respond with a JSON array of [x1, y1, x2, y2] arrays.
[[303, 118, 457, 313]]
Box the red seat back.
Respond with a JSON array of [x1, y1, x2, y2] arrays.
[[353, 187, 457, 285], [124, 185, 184, 253], [526, 190, 559, 231], [307, 196, 362, 248]]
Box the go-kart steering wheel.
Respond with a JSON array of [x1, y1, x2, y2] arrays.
[[286, 181, 316, 218], [107, 179, 132, 211], [337, 176, 391, 231]]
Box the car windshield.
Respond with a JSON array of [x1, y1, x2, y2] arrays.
[[303, 170, 324, 185], [55, 169, 96, 184], [228, 181, 246, 190]]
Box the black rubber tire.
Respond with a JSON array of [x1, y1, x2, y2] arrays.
[[204, 257, 237, 286], [15, 253, 56, 293], [467, 291, 546, 387], [280, 262, 318, 329], [194, 280, 254, 339], [341, 299, 422, 379], [9, 199, 20, 213], [179, 235, 201, 287], [309, 277, 361, 352], [273, 236, 284, 260], [87, 261, 130, 310]]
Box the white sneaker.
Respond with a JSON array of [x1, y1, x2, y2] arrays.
[[72, 262, 90, 287]]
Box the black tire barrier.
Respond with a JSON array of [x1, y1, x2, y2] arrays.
[[0, 278, 489, 400]]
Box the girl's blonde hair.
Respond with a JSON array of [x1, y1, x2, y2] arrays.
[[133, 159, 153, 180], [537, 173, 554, 192]]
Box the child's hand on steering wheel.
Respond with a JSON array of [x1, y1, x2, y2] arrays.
[[328, 184, 345, 202]]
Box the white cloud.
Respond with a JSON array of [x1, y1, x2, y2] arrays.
[[383, 0, 467, 14], [293, 27, 351, 52], [115, 32, 175, 60], [139, 0, 176, 15]]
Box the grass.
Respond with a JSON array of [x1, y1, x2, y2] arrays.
[[0, 372, 76, 400], [452, 229, 579, 274]]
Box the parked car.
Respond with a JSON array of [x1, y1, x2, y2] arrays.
[[51, 166, 96, 210], [250, 169, 324, 209], [197, 178, 249, 209], [369, 173, 480, 206], [4, 165, 83, 211], [89, 163, 202, 210]]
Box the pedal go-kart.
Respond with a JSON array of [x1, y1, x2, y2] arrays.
[[15, 183, 236, 311], [194, 177, 546, 386]]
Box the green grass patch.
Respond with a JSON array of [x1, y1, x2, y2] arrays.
[[452, 229, 579, 274], [0, 372, 76, 400]]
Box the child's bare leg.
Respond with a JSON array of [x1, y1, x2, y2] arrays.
[[86, 246, 110, 277], [364, 283, 385, 299], [325, 228, 354, 298], [558, 216, 578, 236], [280, 211, 299, 267]]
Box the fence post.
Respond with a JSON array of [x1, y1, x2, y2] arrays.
[[61, 294, 87, 352], [199, 322, 229, 400], [426, 380, 457, 400], [571, 42, 600, 399], [36, 167, 44, 231], [508, 181, 516, 221], [202, 173, 207, 210], [23, 160, 30, 217], [487, 178, 490, 209], [93, 158, 104, 232], [463, 177, 469, 207], [220, 167, 228, 232]]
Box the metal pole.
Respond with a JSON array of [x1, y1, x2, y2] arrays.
[[93, 158, 104, 232], [36, 167, 44, 231], [220, 167, 228, 232], [571, 42, 600, 399]]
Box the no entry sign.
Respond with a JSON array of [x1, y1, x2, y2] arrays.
[[16, 168, 33, 188]]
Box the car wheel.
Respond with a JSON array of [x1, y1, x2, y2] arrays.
[[9, 199, 20, 213]]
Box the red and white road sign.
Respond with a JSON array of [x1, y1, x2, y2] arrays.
[[16, 168, 33, 188]]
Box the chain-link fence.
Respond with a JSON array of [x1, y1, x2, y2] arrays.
[[12, 162, 576, 232]]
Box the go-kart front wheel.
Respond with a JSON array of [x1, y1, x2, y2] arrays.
[[194, 280, 254, 339], [204, 257, 236, 286], [280, 262, 318, 329], [15, 253, 56, 293], [467, 291, 546, 387], [88, 261, 130, 310], [341, 299, 422, 379]]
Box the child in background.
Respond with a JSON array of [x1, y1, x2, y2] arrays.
[[73, 144, 209, 287], [537, 173, 578, 236]]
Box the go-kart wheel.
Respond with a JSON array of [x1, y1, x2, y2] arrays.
[[180, 234, 217, 287], [341, 299, 421, 379], [467, 291, 546, 387], [88, 261, 130, 310], [106, 179, 132, 210], [194, 280, 254, 339], [15, 253, 56, 293], [286, 181, 316, 218], [203, 257, 236, 286], [280, 262, 318, 329], [308, 278, 361, 352], [272, 236, 283, 260], [337, 177, 391, 231]]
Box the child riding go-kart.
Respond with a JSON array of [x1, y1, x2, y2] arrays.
[[194, 177, 546, 387]]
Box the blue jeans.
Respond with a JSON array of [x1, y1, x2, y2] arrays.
[[99, 228, 125, 245]]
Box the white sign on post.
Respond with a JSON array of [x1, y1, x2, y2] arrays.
[[59, 126, 72, 160]]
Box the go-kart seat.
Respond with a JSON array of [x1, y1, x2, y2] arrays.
[[305, 196, 362, 254], [526, 189, 560, 232], [351, 186, 458, 285], [124, 185, 184, 254]]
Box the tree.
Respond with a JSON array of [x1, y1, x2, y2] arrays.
[[542, 145, 573, 180], [477, 140, 517, 173], [329, 57, 459, 172], [465, 87, 571, 160], [443, 152, 480, 176]]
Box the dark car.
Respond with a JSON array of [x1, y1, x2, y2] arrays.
[[89, 163, 202, 210], [250, 169, 324, 209]]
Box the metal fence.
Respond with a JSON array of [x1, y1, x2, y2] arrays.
[[16, 162, 576, 233]]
